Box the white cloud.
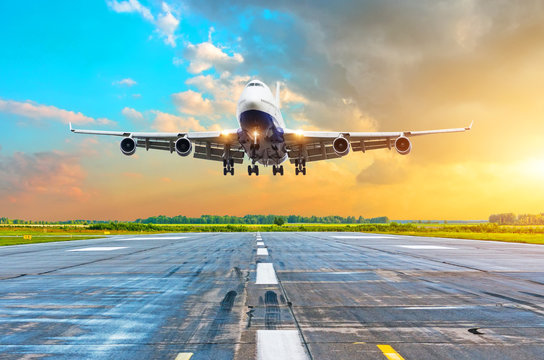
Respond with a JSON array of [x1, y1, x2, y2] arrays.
[[0, 99, 115, 125], [182, 73, 250, 116], [107, 1, 180, 47], [183, 41, 244, 74], [107, 0, 154, 21], [121, 107, 143, 122], [113, 78, 137, 87], [171, 89, 212, 115], [151, 110, 219, 132], [156, 2, 180, 47]]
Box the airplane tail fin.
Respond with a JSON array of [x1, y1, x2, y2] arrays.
[[275, 81, 281, 109]]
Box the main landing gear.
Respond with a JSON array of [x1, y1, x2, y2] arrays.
[[295, 159, 307, 176], [248, 164, 259, 176], [223, 159, 234, 176], [272, 165, 284, 176]]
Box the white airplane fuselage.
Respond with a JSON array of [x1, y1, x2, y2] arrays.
[[236, 80, 288, 166]]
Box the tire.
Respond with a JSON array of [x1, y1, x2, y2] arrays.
[[248, 165, 252, 176], [254, 166, 259, 176], [280, 166, 284, 176], [302, 168, 307, 176], [229, 159, 234, 167], [230, 168, 235, 176], [223, 168, 227, 176]]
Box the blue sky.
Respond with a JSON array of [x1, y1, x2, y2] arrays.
[[1, 1, 544, 220]]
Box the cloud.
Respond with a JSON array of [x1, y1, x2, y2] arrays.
[[113, 78, 137, 87], [151, 110, 214, 132], [171, 90, 212, 115], [183, 41, 244, 74], [356, 158, 409, 185], [121, 107, 144, 122], [107, 0, 154, 21], [0, 99, 115, 125], [156, 2, 180, 46], [0, 151, 89, 203], [108, 1, 180, 47]]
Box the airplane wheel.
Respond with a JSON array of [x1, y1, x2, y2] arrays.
[[302, 168, 307, 176], [295, 168, 299, 176], [272, 166, 277, 176], [223, 168, 227, 176], [230, 168, 235, 176], [295, 159, 299, 167], [279, 165, 284, 176], [254, 165, 259, 176], [223, 159, 228, 167], [229, 159, 234, 167], [248, 165, 252, 176]]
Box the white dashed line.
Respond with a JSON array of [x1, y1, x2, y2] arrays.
[[257, 241, 265, 246], [257, 330, 309, 360], [257, 248, 269, 256], [256, 263, 278, 284], [68, 247, 127, 252]]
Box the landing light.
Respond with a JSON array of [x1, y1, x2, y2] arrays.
[[221, 130, 229, 136], [253, 130, 258, 138], [295, 129, 303, 136]]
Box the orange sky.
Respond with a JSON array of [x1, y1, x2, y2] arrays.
[[2, 1, 544, 221]]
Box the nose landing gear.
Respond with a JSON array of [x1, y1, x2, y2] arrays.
[[272, 165, 284, 176], [248, 164, 259, 176]]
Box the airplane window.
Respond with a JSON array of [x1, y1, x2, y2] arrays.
[[255, 83, 263, 87]]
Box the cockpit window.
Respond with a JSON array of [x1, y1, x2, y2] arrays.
[[247, 82, 263, 87]]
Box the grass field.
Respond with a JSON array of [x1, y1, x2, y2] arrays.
[[1, 223, 543, 246]]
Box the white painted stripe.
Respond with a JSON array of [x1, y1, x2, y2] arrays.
[[256, 263, 278, 284], [116, 236, 187, 240], [257, 330, 309, 360], [332, 235, 393, 239], [257, 241, 265, 246], [68, 247, 127, 252], [257, 248, 269, 256], [397, 245, 455, 250]]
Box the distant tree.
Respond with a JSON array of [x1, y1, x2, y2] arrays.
[[274, 217, 285, 226]]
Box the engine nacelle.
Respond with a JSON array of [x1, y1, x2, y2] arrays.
[[175, 137, 192, 157], [120, 137, 136, 156], [395, 136, 411, 155], [332, 136, 350, 157]]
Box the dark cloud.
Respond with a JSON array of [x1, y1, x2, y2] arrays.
[[0, 151, 88, 201]]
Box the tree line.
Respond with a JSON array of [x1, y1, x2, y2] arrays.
[[134, 214, 389, 224], [489, 213, 544, 225]]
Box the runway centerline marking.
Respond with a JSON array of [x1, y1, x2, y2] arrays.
[[377, 344, 405, 360], [174, 353, 193, 360], [67, 247, 127, 252], [257, 241, 265, 246], [257, 248, 269, 256], [256, 263, 278, 284], [257, 330, 309, 360], [397, 245, 455, 250]]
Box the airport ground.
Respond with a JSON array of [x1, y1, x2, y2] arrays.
[[0, 232, 543, 359]]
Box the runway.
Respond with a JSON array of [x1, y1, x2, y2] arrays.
[[0, 232, 543, 359]]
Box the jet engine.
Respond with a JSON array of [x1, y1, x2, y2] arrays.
[[175, 137, 192, 157], [332, 136, 350, 156], [120, 137, 136, 156], [395, 136, 411, 155]]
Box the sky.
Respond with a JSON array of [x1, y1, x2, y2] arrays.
[[1, 0, 544, 221]]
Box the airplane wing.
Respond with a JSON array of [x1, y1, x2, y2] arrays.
[[283, 121, 473, 163], [69, 123, 245, 164]]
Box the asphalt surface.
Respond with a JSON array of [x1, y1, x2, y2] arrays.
[[0, 232, 543, 360]]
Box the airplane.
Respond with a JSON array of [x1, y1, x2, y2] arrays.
[[70, 79, 472, 176]]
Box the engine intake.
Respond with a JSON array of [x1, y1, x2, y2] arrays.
[[332, 136, 350, 157], [120, 137, 136, 156], [175, 137, 192, 157], [395, 136, 411, 155]]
